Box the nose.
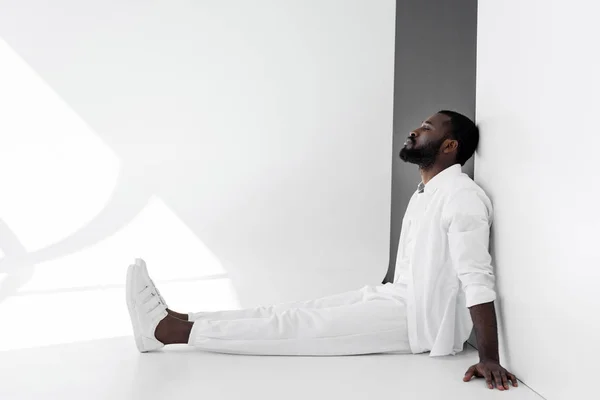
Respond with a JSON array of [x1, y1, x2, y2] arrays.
[[409, 131, 417, 138]]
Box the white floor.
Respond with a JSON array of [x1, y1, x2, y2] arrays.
[[0, 338, 543, 400]]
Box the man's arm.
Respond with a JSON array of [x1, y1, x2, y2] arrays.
[[469, 301, 499, 362], [465, 302, 518, 390], [443, 189, 518, 390]]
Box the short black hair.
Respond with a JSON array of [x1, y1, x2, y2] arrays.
[[438, 110, 479, 166]]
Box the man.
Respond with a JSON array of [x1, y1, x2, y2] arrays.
[[126, 110, 518, 391]]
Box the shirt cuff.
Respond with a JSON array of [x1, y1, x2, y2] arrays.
[[465, 285, 497, 308]]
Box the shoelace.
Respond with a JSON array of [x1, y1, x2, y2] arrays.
[[152, 281, 164, 300], [138, 285, 166, 313], [148, 300, 163, 313], [138, 285, 163, 310]]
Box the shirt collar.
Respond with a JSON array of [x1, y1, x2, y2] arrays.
[[417, 164, 462, 194]]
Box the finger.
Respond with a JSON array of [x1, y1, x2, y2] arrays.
[[493, 370, 504, 391], [484, 370, 494, 389], [463, 366, 476, 382], [501, 371, 509, 390], [509, 373, 519, 387]]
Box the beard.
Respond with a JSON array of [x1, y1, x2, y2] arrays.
[[399, 136, 447, 169]]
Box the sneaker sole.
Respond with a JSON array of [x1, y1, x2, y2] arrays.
[[126, 264, 145, 352]]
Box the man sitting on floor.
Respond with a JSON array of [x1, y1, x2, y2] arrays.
[[126, 110, 518, 391]]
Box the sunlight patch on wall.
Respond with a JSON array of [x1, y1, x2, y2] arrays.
[[0, 38, 120, 252], [19, 195, 231, 291], [0, 195, 240, 351], [0, 38, 240, 351]]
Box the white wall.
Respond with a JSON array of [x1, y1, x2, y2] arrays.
[[0, 0, 396, 350], [476, 1, 600, 398]]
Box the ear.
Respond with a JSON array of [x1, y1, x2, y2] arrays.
[[443, 139, 458, 154]]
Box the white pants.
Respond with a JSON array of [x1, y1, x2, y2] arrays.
[[187, 282, 411, 356]]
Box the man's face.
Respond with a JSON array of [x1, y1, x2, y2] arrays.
[[399, 113, 452, 168]]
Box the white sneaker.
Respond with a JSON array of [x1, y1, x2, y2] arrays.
[[134, 258, 168, 308], [126, 263, 167, 352]]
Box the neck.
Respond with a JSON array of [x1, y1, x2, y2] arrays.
[[420, 162, 457, 185]]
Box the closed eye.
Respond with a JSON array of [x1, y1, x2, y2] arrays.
[[421, 120, 435, 130]]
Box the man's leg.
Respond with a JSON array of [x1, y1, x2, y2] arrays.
[[137, 256, 384, 322], [155, 284, 411, 356], [183, 286, 374, 322]]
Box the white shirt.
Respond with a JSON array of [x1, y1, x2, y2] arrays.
[[394, 164, 497, 356]]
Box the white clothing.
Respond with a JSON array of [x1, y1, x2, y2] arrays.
[[187, 283, 411, 356], [394, 164, 496, 356], [185, 164, 495, 357]]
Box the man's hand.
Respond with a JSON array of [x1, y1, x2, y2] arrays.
[[463, 361, 518, 390], [467, 302, 517, 390]]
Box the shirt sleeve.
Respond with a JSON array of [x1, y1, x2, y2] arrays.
[[443, 189, 497, 308]]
